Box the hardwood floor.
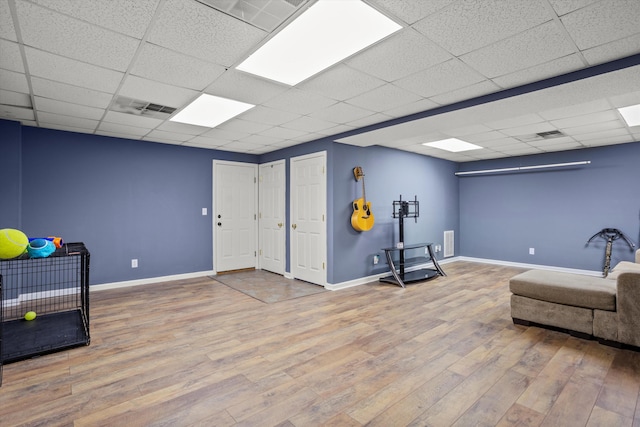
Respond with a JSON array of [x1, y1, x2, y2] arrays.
[[1, 261, 640, 426]]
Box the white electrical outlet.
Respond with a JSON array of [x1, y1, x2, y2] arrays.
[[373, 255, 379, 265], [202, 207, 208, 216], [131, 259, 138, 268], [529, 248, 535, 255]]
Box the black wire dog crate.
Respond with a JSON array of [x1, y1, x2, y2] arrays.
[[0, 242, 90, 372]]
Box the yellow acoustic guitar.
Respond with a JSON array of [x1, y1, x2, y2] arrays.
[[351, 166, 375, 231]]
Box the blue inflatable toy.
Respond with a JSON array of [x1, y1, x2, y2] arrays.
[[27, 238, 56, 258]]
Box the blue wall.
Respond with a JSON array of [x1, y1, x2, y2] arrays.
[[18, 125, 256, 284], [0, 120, 22, 228], [459, 143, 640, 271]]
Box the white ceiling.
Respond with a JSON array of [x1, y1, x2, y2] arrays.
[[1, 0, 639, 161]]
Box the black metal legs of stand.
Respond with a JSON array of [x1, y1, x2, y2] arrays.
[[380, 243, 446, 288]]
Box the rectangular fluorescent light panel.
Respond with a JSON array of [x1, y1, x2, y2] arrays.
[[170, 94, 254, 128], [618, 104, 640, 127], [236, 0, 402, 85], [423, 138, 483, 152]]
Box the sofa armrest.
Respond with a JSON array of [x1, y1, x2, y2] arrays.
[[616, 272, 640, 347], [636, 249, 640, 264]]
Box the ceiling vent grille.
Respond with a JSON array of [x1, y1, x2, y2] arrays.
[[516, 130, 565, 142], [111, 96, 177, 119], [195, 0, 307, 32]]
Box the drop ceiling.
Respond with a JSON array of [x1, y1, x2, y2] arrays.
[[1, 0, 639, 161]]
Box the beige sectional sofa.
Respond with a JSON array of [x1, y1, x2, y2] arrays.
[[509, 249, 640, 348]]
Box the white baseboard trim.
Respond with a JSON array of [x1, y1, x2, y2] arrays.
[[90, 270, 216, 292], [456, 256, 602, 276]]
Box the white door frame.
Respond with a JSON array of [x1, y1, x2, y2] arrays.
[[258, 159, 286, 274], [289, 151, 327, 286], [212, 160, 258, 274]]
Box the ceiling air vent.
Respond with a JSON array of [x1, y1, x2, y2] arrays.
[[111, 96, 177, 119], [516, 130, 565, 142], [195, 0, 308, 32], [536, 130, 564, 139]]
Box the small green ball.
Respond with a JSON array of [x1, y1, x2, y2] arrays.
[[24, 311, 37, 321]]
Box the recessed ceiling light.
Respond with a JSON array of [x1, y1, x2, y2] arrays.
[[236, 0, 402, 85], [170, 94, 255, 128], [618, 104, 640, 127], [422, 138, 483, 152]]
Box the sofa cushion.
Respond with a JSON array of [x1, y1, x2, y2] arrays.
[[509, 270, 616, 311], [607, 261, 640, 280]]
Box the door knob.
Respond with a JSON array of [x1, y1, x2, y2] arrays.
[[292, 224, 297, 230], [217, 222, 222, 227], [217, 214, 221, 219], [278, 223, 283, 228]]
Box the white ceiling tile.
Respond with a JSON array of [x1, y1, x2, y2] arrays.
[[413, 0, 554, 55], [492, 54, 585, 89], [1, 89, 30, 108], [235, 105, 300, 126], [559, 120, 623, 136], [280, 116, 336, 133], [461, 131, 507, 143], [608, 90, 640, 109], [148, 0, 266, 67], [308, 102, 374, 124], [217, 118, 273, 134], [0, 0, 16, 41], [119, 75, 198, 109], [0, 69, 29, 93], [526, 135, 577, 146], [102, 111, 162, 129], [98, 121, 151, 137], [145, 129, 191, 142], [429, 80, 500, 106], [16, 1, 139, 72], [461, 21, 577, 78], [550, 110, 619, 128], [474, 137, 522, 148], [347, 83, 424, 113], [40, 123, 95, 135], [346, 28, 452, 82], [201, 128, 250, 141], [263, 88, 336, 115], [561, 0, 640, 50], [31, 77, 113, 109], [25, 47, 124, 93], [582, 34, 640, 66], [238, 133, 281, 145], [579, 134, 634, 146], [131, 44, 226, 91], [548, 0, 600, 16], [395, 59, 485, 98], [316, 124, 355, 136], [538, 99, 612, 120], [183, 136, 228, 148], [206, 69, 288, 105], [0, 39, 24, 73], [34, 97, 104, 120], [486, 113, 545, 130], [37, 111, 98, 130], [499, 122, 558, 137], [382, 98, 438, 118], [0, 104, 34, 121], [574, 127, 630, 141], [261, 126, 307, 140], [370, 0, 457, 24], [496, 145, 544, 155], [299, 65, 386, 101], [30, 0, 160, 38], [155, 120, 208, 136], [95, 130, 140, 140], [444, 124, 494, 137], [346, 112, 393, 128], [219, 140, 266, 151], [540, 141, 585, 152]]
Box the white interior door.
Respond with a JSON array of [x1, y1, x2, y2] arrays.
[[213, 161, 257, 273], [290, 152, 326, 286], [259, 160, 285, 275]]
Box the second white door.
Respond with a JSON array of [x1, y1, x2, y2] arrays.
[[259, 160, 285, 275]]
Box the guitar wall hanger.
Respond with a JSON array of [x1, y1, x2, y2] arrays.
[[351, 166, 375, 231]]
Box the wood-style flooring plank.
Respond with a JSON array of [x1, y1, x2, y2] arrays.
[[2, 262, 640, 426]]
